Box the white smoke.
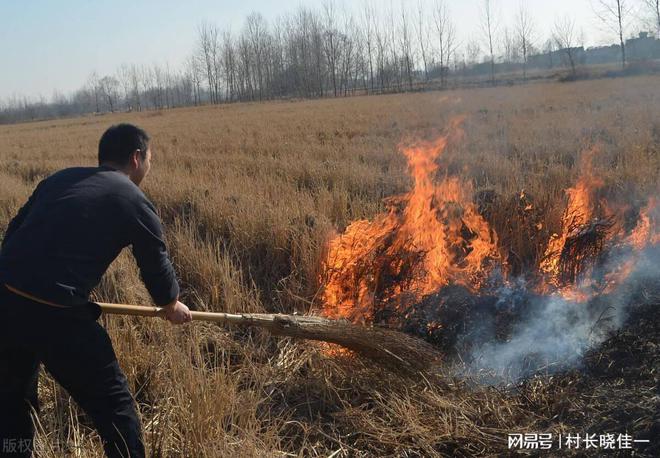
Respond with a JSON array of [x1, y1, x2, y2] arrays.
[[466, 245, 659, 382]]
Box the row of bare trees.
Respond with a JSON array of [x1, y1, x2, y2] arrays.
[[2, 0, 658, 124]]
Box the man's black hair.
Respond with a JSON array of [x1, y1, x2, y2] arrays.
[[98, 124, 150, 166]]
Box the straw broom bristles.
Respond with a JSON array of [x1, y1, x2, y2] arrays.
[[98, 303, 442, 373], [262, 314, 442, 373]]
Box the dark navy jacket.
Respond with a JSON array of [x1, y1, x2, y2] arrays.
[[0, 166, 179, 307]]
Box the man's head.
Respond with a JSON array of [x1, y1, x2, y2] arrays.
[[98, 123, 152, 186]]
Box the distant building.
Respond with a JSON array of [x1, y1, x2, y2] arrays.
[[585, 44, 621, 64], [585, 33, 660, 64], [626, 32, 660, 61]]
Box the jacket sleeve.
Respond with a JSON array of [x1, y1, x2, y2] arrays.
[[130, 197, 180, 306], [1, 182, 42, 249]]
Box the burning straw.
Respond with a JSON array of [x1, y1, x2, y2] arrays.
[[317, 125, 659, 379]]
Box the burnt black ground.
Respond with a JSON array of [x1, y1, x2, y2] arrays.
[[512, 301, 659, 457]]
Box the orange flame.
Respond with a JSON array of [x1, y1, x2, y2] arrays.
[[539, 148, 607, 291], [538, 148, 658, 301], [601, 197, 660, 293], [625, 197, 659, 248], [320, 126, 658, 334], [321, 124, 499, 322]]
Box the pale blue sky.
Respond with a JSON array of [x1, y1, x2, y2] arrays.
[[0, 0, 635, 99]]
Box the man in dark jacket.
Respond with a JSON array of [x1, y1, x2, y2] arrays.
[[0, 123, 192, 457]]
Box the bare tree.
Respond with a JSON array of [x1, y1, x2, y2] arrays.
[[593, 0, 633, 68], [466, 40, 482, 65], [151, 64, 166, 109], [309, 9, 326, 97], [142, 65, 157, 110], [553, 15, 580, 75], [432, 0, 456, 88], [414, 0, 431, 81], [198, 22, 221, 103], [221, 31, 237, 101], [164, 63, 173, 108], [374, 6, 388, 91], [362, 1, 376, 92], [284, 9, 308, 97], [87, 72, 101, 113], [188, 55, 203, 105], [322, 0, 341, 96], [129, 64, 143, 111], [270, 19, 287, 97], [384, 2, 401, 90], [237, 32, 253, 100], [340, 14, 358, 95], [398, 2, 415, 91], [515, 3, 535, 79], [288, 7, 325, 97], [261, 26, 276, 98], [246, 12, 268, 101], [480, 0, 499, 84], [502, 26, 516, 63], [99, 76, 120, 112], [352, 21, 369, 93], [116, 64, 132, 111], [643, 0, 660, 34], [387, 2, 403, 90]]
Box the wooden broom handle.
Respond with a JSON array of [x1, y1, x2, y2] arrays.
[[97, 302, 250, 324]]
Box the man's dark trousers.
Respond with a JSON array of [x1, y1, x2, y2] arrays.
[[0, 285, 144, 458]]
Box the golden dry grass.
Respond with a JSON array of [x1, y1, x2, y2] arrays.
[[0, 76, 659, 456]]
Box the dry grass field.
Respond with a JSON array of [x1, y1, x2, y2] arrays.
[[1, 76, 659, 456]]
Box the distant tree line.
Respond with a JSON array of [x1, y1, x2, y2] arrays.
[[2, 0, 659, 124]]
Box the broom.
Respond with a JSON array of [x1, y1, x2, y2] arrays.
[[98, 302, 441, 373]]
